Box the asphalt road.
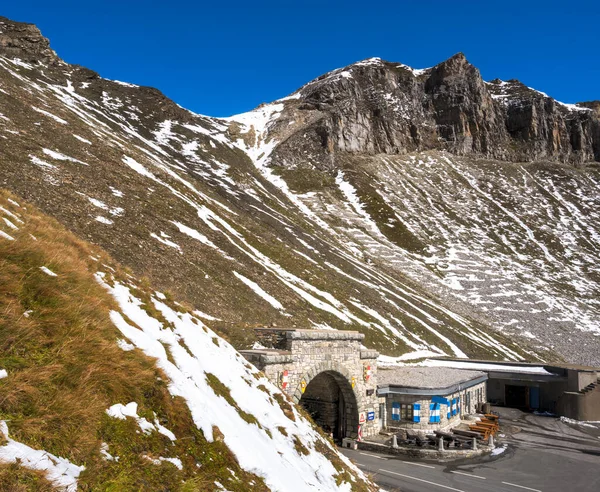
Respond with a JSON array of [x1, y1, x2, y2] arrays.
[[340, 407, 600, 492]]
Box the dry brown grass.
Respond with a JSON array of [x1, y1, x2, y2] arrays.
[[0, 189, 268, 490], [0, 463, 55, 492], [0, 189, 158, 461]]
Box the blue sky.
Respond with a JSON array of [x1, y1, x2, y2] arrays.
[[3, 1, 599, 116]]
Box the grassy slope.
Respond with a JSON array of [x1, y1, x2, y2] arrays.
[[0, 188, 272, 490], [0, 189, 375, 491], [0, 189, 376, 491]]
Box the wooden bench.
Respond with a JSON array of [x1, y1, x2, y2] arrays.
[[453, 429, 483, 439]]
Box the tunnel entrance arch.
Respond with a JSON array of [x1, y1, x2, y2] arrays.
[[297, 369, 359, 439], [240, 328, 380, 439]]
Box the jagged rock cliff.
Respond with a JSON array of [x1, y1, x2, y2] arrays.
[[271, 55, 599, 167], [0, 16, 58, 64]]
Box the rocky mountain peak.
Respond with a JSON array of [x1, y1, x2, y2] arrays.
[[431, 52, 470, 72], [275, 51, 600, 164], [0, 16, 58, 65]]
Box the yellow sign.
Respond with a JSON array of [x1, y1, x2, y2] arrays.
[[300, 380, 307, 393], [351, 376, 356, 389]]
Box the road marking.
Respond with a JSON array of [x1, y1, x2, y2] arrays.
[[502, 482, 542, 492], [379, 469, 466, 492], [451, 470, 486, 479], [359, 452, 388, 460], [401, 460, 436, 469]]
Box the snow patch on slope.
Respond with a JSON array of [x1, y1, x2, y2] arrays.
[[96, 274, 365, 491], [0, 421, 84, 491]]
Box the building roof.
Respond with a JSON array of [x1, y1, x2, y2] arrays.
[[425, 358, 600, 375], [255, 327, 365, 341], [424, 359, 554, 375], [377, 366, 486, 390]]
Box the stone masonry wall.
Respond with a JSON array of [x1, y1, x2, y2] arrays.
[[244, 329, 380, 439]]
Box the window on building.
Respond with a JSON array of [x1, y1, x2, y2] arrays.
[[401, 404, 413, 420], [466, 391, 471, 410]]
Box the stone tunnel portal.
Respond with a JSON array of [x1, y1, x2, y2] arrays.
[[239, 328, 381, 440], [299, 370, 358, 440]]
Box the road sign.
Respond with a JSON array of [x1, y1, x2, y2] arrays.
[[359, 412, 366, 424], [367, 411, 375, 421]]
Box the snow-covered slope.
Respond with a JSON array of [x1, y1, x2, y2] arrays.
[[0, 30, 530, 363], [0, 190, 374, 491]]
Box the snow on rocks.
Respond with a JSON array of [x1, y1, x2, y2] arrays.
[[0, 369, 7, 379], [122, 156, 158, 181], [32, 106, 68, 124], [80, 196, 123, 217], [224, 103, 334, 233], [0, 230, 15, 241], [233, 271, 285, 310], [109, 187, 123, 198], [96, 273, 365, 491], [150, 232, 182, 253], [29, 155, 56, 170], [171, 221, 220, 251], [42, 148, 87, 165], [0, 421, 85, 492], [73, 134, 92, 145], [95, 216, 113, 225]]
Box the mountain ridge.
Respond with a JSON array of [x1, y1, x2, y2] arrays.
[[2, 15, 598, 167], [1, 15, 599, 371], [270, 53, 599, 166]]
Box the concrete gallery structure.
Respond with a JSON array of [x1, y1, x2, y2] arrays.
[[435, 359, 600, 421]]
